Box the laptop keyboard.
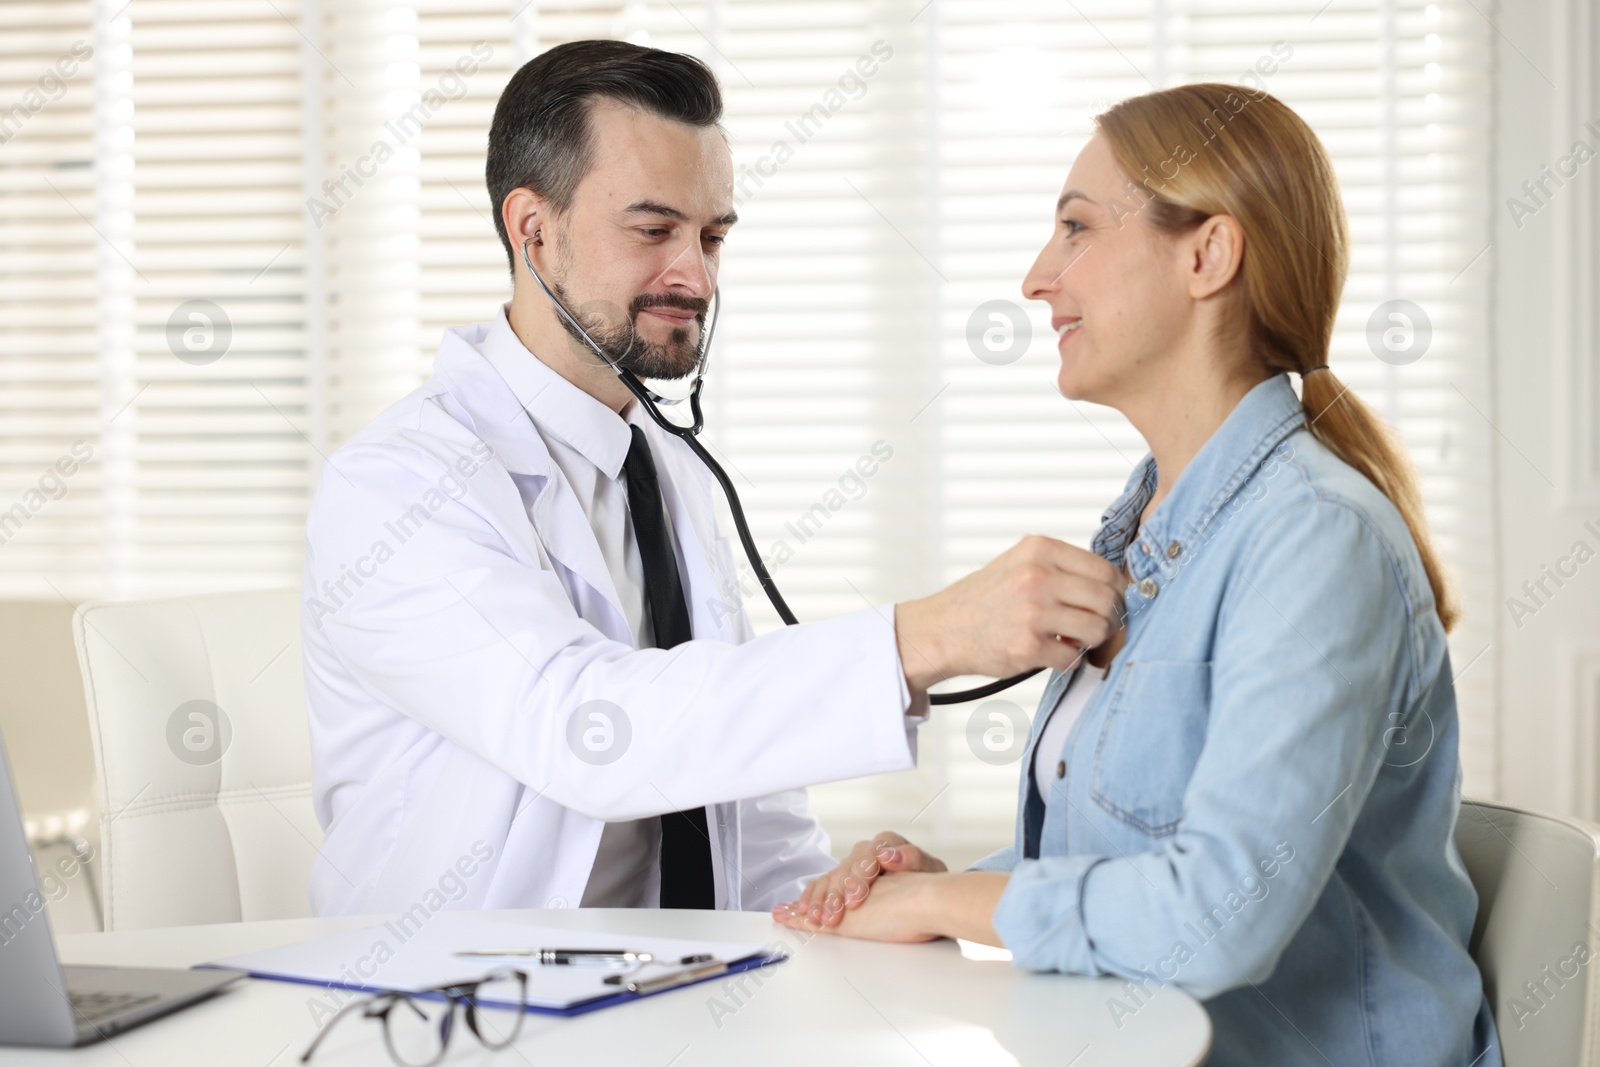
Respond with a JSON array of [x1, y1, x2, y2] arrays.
[[69, 990, 160, 1025]]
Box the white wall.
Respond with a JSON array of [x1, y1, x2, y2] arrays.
[[1491, 0, 1600, 816]]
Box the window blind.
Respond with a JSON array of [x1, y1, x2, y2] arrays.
[[0, 0, 1496, 869], [0, 2, 102, 596]]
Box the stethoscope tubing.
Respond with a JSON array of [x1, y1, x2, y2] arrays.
[[520, 239, 1037, 705]]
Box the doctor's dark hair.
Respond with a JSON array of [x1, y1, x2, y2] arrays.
[[485, 40, 724, 275], [1095, 83, 1460, 632]]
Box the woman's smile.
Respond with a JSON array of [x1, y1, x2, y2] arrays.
[[1053, 316, 1083, 350]]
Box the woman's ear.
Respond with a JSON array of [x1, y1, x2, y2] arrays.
[[1185, 214, 1245, 300]]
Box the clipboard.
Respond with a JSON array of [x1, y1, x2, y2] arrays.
[[198, 914, 788, 1017]]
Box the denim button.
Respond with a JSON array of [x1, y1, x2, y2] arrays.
[[1166, 541, 1182, 559], [1138, 577, 1159, 599], [1055, 760, 1066, 779], [1140, 542, 1151, 555]]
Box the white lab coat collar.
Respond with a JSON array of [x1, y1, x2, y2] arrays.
[[431, 303, 739, 645], [476, 304, 633, 481]]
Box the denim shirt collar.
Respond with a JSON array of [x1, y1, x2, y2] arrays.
[[1091, 373, 1306, 586]]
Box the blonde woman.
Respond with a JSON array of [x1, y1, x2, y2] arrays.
[[775, 84, 1499, 1066]]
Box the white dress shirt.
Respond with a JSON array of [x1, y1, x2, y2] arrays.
[[524, 362, 668, 908]]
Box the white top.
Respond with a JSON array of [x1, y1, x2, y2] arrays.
[[1032, 663, 1107, 802], [525, 372, 667, 909]]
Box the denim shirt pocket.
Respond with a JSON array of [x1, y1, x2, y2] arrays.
[[1089, 660, 1212, 837]]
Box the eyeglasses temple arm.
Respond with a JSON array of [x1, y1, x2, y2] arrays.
[[299, 994, 384, 1062]]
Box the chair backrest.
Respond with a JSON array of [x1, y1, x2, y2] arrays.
[[72, 589, 319, 931], [1457, 799, 1600, 1067]]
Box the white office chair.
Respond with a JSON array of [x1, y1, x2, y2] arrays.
[[72, 589, 320, 931], [1457, 799, 1600, 1066]]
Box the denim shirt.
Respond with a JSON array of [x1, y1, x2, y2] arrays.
[[971, 374, 1500, 1067]]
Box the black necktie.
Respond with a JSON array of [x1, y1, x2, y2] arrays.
[[621, 425, 716, 910]]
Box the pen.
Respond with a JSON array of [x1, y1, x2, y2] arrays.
[[451, 949, 653, 965], [600, 953, 716, 985], [619, 959, 729, 995]]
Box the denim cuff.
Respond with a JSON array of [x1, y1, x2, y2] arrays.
[[991, 854, 1110, 974]]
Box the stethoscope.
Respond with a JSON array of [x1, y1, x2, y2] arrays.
[[521, 236, 1037, 705]]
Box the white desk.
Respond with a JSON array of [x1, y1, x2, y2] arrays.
[[6, 910, 1211, 1066]]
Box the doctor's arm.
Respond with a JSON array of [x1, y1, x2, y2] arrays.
[[307, 446, 1122, 823]]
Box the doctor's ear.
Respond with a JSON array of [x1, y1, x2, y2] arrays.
[[502, 186, 554, 259]]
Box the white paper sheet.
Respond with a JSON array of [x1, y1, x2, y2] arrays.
[[203, 914, 782, 1011]]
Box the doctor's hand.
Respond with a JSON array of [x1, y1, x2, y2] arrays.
[[895, 534, 1125, 694], [772, 832, 946, 927]]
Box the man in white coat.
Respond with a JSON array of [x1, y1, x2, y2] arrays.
[[302, 40, 1124, 917]]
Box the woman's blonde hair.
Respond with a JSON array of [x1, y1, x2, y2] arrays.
[[1095, 83, 1459, 632]]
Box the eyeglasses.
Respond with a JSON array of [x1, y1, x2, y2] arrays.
[[299, 967, 529, 1067]]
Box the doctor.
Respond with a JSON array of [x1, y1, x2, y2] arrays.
[[301, 39, 1125, 916]]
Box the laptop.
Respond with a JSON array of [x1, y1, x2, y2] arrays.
[[0, 731, 244, 1046]]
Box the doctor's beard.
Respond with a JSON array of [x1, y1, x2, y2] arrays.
[[551, 280, 708, 381]]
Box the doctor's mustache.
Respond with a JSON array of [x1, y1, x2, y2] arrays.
[[552, 283, 708, 380], [632, 291, 710, 318]]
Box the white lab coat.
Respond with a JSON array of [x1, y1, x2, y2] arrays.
[[301, 305, 923, 916]]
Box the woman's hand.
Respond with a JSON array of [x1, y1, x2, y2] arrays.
[[776, 869, 1013, 948], [772, 832, 947, 927], [774, 870, 943, 943]]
